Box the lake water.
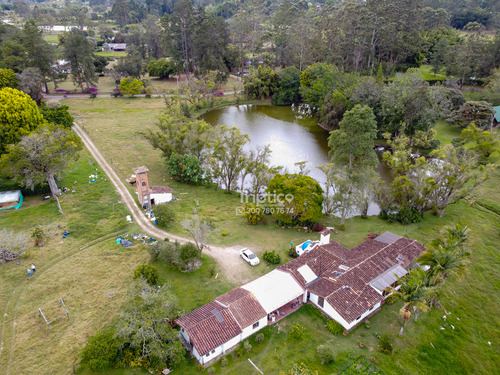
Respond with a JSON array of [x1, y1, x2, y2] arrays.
[[201, 104, 391, 216]]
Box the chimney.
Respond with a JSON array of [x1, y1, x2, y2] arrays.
[[320, 228, 331, 245]]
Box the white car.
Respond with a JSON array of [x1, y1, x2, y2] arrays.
[[239, 248, 260, 266]]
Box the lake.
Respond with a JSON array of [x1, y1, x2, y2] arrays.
[[201, 104, 391, 216]]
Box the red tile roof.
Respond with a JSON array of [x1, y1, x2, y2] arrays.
[[175, 301, 242, 356], [133, 166, 149, 174], [282, 233, 426, 323], [216, 288, 267, 329], [150, 186, 174, 194]]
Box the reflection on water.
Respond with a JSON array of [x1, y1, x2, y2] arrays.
[[201, 104, 391, 216]]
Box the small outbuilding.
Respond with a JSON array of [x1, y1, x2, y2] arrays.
[[0, 190, 23, 210], [132, 166, 174, 209]]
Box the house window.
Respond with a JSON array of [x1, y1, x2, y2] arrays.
[[253, 321, 259, 329], [356, 316, 361, 321], [142, 182, 146, 186], [206, 354, 209, 357], [211, 350, 215, 354], [318, 297, 324, 308]]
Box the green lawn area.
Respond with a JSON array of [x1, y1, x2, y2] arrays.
[[95, 51, 128, 58], [416, 64, 447, 81], [42, 33, 60, 44], [433, 120, 462, 145]]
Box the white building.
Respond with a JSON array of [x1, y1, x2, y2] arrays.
[[176, 231, 426, 365]]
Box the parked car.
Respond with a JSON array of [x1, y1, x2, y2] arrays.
[[239, 248, 260, 266]]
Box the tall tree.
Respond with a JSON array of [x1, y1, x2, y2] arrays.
[[116, 279, 185, 369], [0, 125, 82, 198], [62, 29, 97, 91], [112, 0, 129, 27], [0, 87, 46, 154], [207, 125, 249, 193], [328, 104, 378, 170], [181, 215, 214, 257]]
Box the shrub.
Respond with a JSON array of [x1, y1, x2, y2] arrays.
[[397, 207, 423, 224], [208, 367, 215, 375], [263, 250, 281, 264], [325, 320, 344, 335], [133, 264, 159, 285], [255, 333, 265, 344], [289, 323, 305, 340], [242, 203, 264, 224], [338, 224, 346, 231], [152, 204, 175, 228], [81, 328, 119, 371], [167, 153, 205, 185], [221, 231, 228, 237], [384, 294, 397, 305], [221, 356, 228, 368], [31, 226, 45, 247], [288, 247, 299, 258], [378, 334, 394, 354], [309, 222, 325, 232], [178, 242, 202, 272], [235, 346, 244, 357], [244, 340, 252, 353], [316, 345, 335, 365]]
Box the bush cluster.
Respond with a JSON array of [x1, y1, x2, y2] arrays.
[[288, 247, 299, 258], [378, 334, 394, 354], [133, 264, 159, 285], [289, 323, 305, 340], [152, 204, 176, 228], [316, 345, 335, 365], [325, 320, 344, 335], [380, 207, 423, 225], [263, 250, 281, 264], [81, 328, 119, 371]]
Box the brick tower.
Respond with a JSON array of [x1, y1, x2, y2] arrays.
[[133, 166, 151, 208]]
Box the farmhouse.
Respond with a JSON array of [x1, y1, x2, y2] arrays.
[[176, 231, 426, 365], [133, 166, 174, 208]]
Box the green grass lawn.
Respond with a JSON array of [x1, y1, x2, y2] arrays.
[[433, 120, 462, 145], [95, 51, 128, 58], [42, 33, 60, 44]]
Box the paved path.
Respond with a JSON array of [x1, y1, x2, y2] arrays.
[[72, 123, 251, 283]]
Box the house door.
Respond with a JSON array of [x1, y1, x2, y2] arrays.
[[151, 198, 155, 206]]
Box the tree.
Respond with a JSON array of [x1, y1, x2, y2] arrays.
[[390, 268, 433, 336], [18, 67, 43, 104], [181, 215, 214, 257], [62, 29, 97, 92], [448, 101, 495, 130], [81, 328, 120, 372], [115, 51, 144, 79], [0, 125, 83, 199], [380, 71, 439, 139], [23, 19, 55, 94], [266, 174, 323, 225], [142, 109, 210, 159], [152, 203, 175, 228], [116, 279, 185, 370], [0, 87, 46, 154], [112, 0, 129, 27], [272, 67, 301, 106], [418, 224, 470, 286], [328, 105, 378, 170], [207, 125, 249, 193], [461, 123, 498, 158], [243, 65, 279, 100], [167, 153, 205, 185], [1, 40, 26, 73], [147, 59, 176, 79], [40, 102, 74, 129], [118, 77, 144, 97], [0, 68, 18, 89], [133, 264, 159, 285]]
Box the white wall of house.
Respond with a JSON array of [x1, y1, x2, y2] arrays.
[[151, 193, 172, 204], [241, 316, 267, 340], [221, 334, 241, 354]]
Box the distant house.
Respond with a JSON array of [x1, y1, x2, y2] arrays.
[[132, 166, 173, 209], [102, 43, 126, 52], [176, 231, 426, 366], [0, 190, 23, 210]]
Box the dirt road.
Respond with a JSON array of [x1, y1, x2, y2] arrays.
[[72, 123, 252, 284]]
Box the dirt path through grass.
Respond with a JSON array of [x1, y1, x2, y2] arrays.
[[72, 123, 253, 284]]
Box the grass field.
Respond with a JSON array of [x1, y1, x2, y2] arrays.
[[49, 74, 243, 96], [1, 97, 499, 374]]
